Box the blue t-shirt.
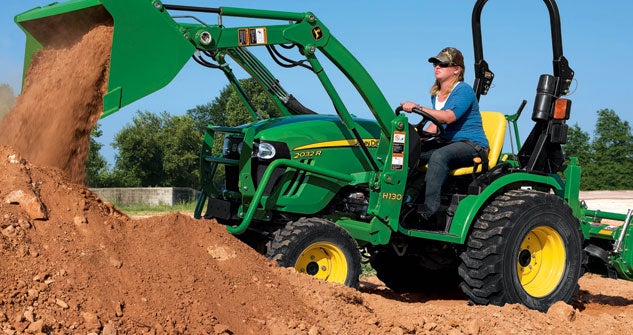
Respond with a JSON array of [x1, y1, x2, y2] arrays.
[[431, 82, 489, 148]]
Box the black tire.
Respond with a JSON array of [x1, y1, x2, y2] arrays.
[[458, 189, 584, 312], [265, 217, 361, 288], [369, 246, 460, 293]]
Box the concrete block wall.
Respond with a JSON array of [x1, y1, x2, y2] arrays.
[[90, 187, 200, 206]]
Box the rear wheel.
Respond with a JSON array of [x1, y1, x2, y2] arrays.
[[265, 217, 361, 288], [458, 189, 584, 311]]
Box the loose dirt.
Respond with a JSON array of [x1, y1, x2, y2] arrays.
[[0, 25, 112, 185], [3, 147, 633, 335], [1, 24, 633, 335]]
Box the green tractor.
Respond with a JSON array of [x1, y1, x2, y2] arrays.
[[16, 0, 633, 311]]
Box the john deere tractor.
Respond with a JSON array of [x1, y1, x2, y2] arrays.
[[16, 0, 633, 311]]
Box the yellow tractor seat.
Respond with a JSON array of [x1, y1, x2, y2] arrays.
[[450, 111, 507, 176]]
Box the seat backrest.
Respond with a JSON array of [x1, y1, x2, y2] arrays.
[[450, 111, 506, 176]]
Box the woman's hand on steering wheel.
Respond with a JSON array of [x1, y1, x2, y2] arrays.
[[395, 106, 444, 140]]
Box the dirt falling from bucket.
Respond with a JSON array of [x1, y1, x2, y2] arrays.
[[0, 25, 113, 184]]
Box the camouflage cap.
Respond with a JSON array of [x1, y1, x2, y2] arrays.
[[428, 47, 465, 68]]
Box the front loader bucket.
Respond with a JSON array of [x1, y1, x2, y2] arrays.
[[15, 0, 195, 117]]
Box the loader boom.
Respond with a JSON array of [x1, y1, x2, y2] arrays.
[[16, 0, 400, 177], [16, 0, 395, 133]]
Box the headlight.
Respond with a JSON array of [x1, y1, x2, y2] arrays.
[[222, 138, 230, 155], [222, 137, 243, 157], [257, 142, 276, 160]]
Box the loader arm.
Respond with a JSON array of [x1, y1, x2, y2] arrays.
[[166, 4, 396, 134], [171, 4, 393, 171], [16, 0, 395, 172]]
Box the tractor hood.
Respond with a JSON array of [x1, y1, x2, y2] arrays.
[[250, 114, 381, 152]]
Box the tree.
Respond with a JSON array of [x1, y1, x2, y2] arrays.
[[96, 169, 141, 188], [161, 115, 201, 187], [563, 124, 591, 166], [85, 123, 109, 187], [0, 84, 16, 121], [112, 111, 165, 186], [564, 109, 633, 190], [585, 109, 633, 190], [186, 85, 231, 134], [109, 111, 202, 188], [187, 78, 282, 131]]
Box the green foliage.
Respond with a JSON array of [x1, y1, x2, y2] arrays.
[[563, 124, 591, 164], [161, 115, 200, 187], [85, 124, 109, 187], [109, 111, 202, 188], [186, 77, 282, 130], [564, 109, 633, 190], [186, 85, 231, 133], [94, 170, 142, 188], [360, 258, 376, 277], [113, 111, 166, 186], [86, 123, 143, 188]]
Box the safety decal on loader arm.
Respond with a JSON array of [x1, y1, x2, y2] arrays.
[[238, 27, 267, 46], [391, 131, 405, 170]]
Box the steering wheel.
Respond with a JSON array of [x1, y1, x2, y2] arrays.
[[395, 106, 445, 140]]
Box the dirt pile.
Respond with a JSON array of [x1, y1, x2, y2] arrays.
[[0, 25, 112, 185], [0, 145, 382, 334], [2, 145, 633, 334]]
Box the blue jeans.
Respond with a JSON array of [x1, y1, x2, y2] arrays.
[[415, 141, 479, 217]]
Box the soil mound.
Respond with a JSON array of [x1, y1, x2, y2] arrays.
[[0, 145, 382, 334], [3, 145, 633, 335], [0, 25, 112, 185]]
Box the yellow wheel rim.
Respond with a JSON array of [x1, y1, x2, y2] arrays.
[[517, 226, 566, 297], [295, 242, 348, 284]]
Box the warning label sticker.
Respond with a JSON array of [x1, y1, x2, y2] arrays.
[[391, 131, 406, 170], [238, 28, 267, 46], [392, 131, 405, 154], [391, 155, 404, 170]]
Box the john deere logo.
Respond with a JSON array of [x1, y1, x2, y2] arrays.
[[311, 27, 323, 40]]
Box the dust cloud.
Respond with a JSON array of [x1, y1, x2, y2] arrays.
[[0, 84, 15, 121], [0, 25, 112, 184]]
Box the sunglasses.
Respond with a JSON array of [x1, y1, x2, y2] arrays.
[[434, 62, 457, 68]]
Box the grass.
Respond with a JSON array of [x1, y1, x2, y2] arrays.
[[116, 201, 197, 215]]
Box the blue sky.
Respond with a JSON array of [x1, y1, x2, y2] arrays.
[[2, 1, 632, 165]]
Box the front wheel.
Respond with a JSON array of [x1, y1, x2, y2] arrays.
[[265, 217, 361, 288], [458, 189, 584, 311]]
